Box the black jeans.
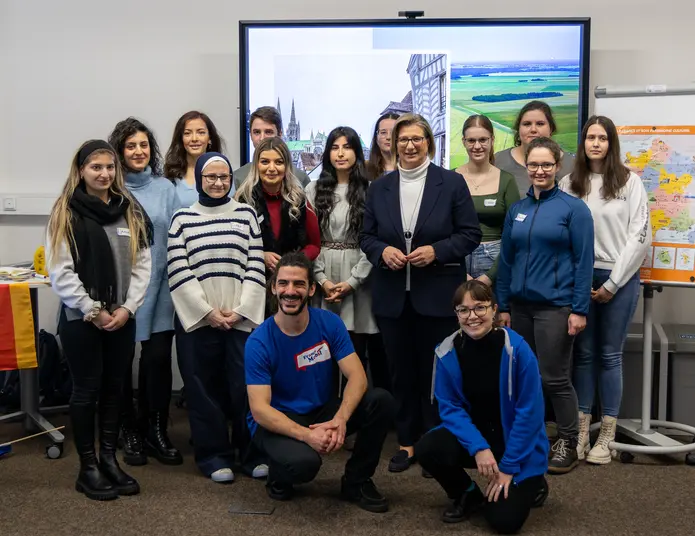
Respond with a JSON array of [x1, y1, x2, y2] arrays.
[[377, 295, 457, 446], [122, 330, 175, 420], [58, 309, 135, 457], [175, 318, 250, 476], [367, 333, 391, 392], [510, 303, 578, 441], [416, 427, 543, 535], [252, 388, 394, 486]]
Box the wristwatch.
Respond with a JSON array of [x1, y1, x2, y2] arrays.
[[83, 301, 103, 322]]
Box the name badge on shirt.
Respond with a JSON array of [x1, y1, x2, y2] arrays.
[[231, 222, 246, 232], [515, 213, 527, 222], [484, 199, 497, 207], [295, 341, 331, 370], [117, 227, 131, 237]]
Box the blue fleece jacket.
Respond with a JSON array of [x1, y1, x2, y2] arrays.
[[432, 327, 548, 482], [125, 168, 177, 341], [496, 185, 594, 315]]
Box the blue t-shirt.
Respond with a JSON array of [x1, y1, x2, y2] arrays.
[[245, 307, 355, 435]]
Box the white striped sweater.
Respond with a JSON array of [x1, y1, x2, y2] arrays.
[[167, 200, 266, 333]]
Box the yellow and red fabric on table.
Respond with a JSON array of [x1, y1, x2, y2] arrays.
[[0, 283, 38, 371]]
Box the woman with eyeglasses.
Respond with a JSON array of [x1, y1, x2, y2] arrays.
[[163, 110, 231, 207], [367, 112, 400, 180], [455, 115, 520, 286], [495, 101, 575, 196], [235, 136, 321, 314], [496, 137, 594, 475], [168, 152, 267, 483], [361, 113, 482, 475], [415, 280, 548, 533], [559, 116, 650, 465]]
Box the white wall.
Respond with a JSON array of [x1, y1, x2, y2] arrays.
[[2, 0, 694, 358]]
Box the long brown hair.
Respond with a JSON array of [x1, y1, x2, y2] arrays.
[[569, 115, 630, 200], [163, 111, 225, 180], [462, 114, 495, 165], [47, 142, 149, 267], [367, 112, 400, 179]]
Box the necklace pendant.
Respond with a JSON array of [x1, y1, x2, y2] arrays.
[[404, 231, 412, 240]]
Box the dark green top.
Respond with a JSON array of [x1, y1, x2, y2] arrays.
[[469, 170, 520, 280]]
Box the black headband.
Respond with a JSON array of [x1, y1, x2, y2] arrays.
[[77, 140, 114, 167]]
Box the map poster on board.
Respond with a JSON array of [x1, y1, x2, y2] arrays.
[[618, 126, 695, 284]]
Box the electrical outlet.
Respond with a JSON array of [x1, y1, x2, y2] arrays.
[[3, 197, 17, 211]]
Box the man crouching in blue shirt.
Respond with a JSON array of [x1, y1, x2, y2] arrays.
[[245, 252, 395, 513]]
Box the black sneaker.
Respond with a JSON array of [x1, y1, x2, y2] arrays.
[[548, 438, 579, 474], [388, 449, 415, 472], [266, 480, 294, 501], [533, 476, 549, 508], [340, 477, 389, 513], [442, 485, 485, 523]]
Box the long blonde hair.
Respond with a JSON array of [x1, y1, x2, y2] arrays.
[[235, 136, 306, 221], [47, 141, 150, 267]]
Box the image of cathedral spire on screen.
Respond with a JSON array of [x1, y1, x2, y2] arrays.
[[274, 52, 450, 175]]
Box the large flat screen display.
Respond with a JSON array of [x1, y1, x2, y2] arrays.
[[239, 18, 590, 176]]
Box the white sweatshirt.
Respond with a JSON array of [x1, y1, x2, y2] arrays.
[[167, 199, 266, 333], [399, 158, 430, 291], [559, 171, 651, 293]]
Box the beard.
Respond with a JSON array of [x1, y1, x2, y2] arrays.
[[276, 293, 310, 316]]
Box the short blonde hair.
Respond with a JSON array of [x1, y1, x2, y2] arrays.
[[391, 113, 436, 165]]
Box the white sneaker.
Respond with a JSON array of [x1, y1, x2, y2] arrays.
[[586, 416, 617, 465], [211, 468, 235, 483], [252, 464, 269, 479], [577, 411, 592, 460]]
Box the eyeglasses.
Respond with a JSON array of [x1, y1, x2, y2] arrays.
[[397, 136, 426, 147], [526, 162, 556, 172], [454, 304, 492, 318], [464, 137, 491, 147], [202, 173, 232, 184]]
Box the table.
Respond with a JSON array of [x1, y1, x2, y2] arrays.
[[0, 281, 66, 458]]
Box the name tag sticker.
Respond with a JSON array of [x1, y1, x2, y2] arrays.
[[484, 199, 497, 207], [117, 227, 131, 237], [231, 222, 246, 232], [515, 213, 527, 222], [295, 341, 331, 370]]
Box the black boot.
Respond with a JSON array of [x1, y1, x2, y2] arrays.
[[533, 476, 549, 508], [144, 411, 183, 465], [100, 395, 140, 496], [71, 404, 118, 501], [120, 420, 147, 466]]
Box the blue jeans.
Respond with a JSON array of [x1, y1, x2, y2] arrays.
[[573, 269, 640, 417], [466, 240, 501, 279]]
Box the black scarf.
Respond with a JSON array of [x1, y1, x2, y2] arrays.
[[250, 180, 307, 256], [68, 185, 153, 309]]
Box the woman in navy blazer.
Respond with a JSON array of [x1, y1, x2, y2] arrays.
[[360, 113, 482, 474]]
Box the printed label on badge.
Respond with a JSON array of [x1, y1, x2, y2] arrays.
[[295, 341, 331, 370], [484, 199, 497, 207], [231, 222, 246, 232], [117, 227, 131, 237], [515, 213, 527, 222]]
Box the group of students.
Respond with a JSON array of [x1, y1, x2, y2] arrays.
[[43, 99, 650, 534]]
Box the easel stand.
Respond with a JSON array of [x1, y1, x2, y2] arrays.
[[0, 287, 66, 458], [610, 283, 695, 459]]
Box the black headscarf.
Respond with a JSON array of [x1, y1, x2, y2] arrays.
[[195, 152, 233, 207]]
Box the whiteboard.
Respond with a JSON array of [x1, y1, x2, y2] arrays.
[[595, 85, 695, 287]]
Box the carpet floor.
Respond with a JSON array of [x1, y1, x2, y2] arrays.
[[1, 407, 694, 536]]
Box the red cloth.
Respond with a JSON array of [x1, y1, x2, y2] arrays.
[[263, 190, 321, 261]]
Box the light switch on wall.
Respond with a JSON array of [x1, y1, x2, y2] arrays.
[[3, 197, 17, 211]]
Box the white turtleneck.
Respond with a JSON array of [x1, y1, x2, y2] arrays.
[[398, 157, 430, 290]]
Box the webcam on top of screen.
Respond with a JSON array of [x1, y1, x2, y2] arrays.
[[398, 11, 425, 19]]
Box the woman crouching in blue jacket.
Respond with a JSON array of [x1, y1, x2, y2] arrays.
[[415, 280, 548, 534]]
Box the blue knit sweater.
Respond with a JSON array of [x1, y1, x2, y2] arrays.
[[125, 167, 177, 341]]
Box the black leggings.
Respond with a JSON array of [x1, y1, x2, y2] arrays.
[[123, 330, 175, 417], [416, 427, 543, 535]]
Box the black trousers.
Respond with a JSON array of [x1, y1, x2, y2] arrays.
[[58, 309, 135, 457], [252, 389, 394, 486], [368, 333, 391, 392], [416, 427, 543, 535], [122, 330, 175, 421], [175, 318, 250, 476], [377, 295, 457, 446]]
